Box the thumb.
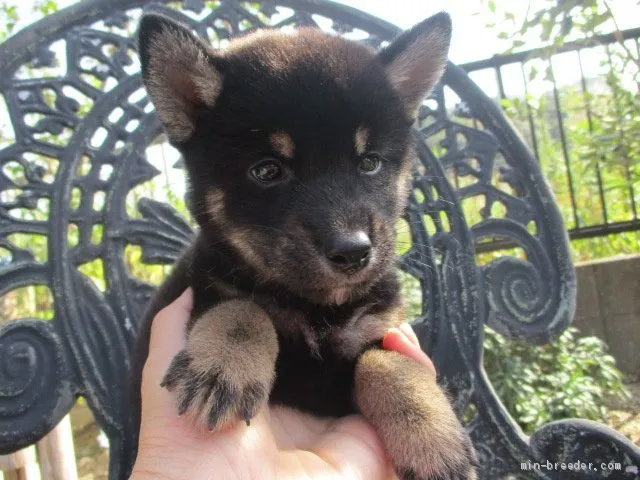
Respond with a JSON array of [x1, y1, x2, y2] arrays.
[[140, 288, 192, 419], [146, 288, 193, 374]]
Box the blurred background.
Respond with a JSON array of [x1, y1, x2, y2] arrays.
[[0, 1, 638, 479]]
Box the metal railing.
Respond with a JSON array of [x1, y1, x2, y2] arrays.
[[460, 27, 640, 241]]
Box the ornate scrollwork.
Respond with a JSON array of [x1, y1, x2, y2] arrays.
[[0, 1, 637, 479], [529, 420, 640, 479], [0, 319, 74, 451], [475, 218, 557, 342], [418, 67, 578, 345], [125, 198, 193, 264], [484, 256, 544, 326]]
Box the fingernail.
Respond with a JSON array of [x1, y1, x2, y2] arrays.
[[399, 323, 420, 347], [384, 327, 402, 339]]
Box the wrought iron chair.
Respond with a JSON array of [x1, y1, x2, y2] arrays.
[[1, 1, 639, 478]]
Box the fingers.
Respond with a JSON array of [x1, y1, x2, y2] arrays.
[[311, 415, 392, 480], [382, 324, 436, 378], [146, 288, 193, 374], [270, 405, 334, 450]]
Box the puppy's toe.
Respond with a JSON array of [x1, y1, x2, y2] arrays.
[[398, 428, 477, 479], [161, 349, 271, 430], [238, 382, 268, 425]]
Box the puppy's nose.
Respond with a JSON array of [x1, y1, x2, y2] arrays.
[[325, 231, 371, 273]]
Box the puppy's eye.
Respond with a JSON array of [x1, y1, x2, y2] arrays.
[[358, 154, 381, 174], [250, 159, 284, 184]]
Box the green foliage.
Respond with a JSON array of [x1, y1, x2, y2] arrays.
[[0, 3, 18, 40], [399, 270, 422, 319], [0, 0, 59, 42], [584, 68, 640, 188], [499, 80, 640, 261], [483, 327, 629, 435], [0, 285, 54, 322], [473, 2, 635, 434], [481, 0, 640, 261], [34, 0, 59, 16], [481, 0, 640, 61]]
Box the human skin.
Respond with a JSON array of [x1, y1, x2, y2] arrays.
[[131, 288, 436, 480]]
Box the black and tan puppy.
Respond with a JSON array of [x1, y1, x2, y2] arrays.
[[132, 11, 477, 480]]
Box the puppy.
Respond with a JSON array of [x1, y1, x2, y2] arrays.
[[131, 11, 477, 480]]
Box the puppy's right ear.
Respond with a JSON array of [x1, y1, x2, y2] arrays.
[[138, 14, 222, 143]]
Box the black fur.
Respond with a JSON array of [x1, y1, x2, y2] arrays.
[[130, 11, 476, 480]]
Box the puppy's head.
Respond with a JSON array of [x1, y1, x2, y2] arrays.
[[138, 13, 451, 305]]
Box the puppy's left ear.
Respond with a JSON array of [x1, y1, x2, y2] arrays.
[[378, 12, 452, 119]]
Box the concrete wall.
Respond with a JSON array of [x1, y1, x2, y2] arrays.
[[573, 254, 640, 378]]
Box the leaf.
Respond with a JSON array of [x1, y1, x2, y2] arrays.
[[541, 18, 555, 42], [561, 15, 573, 36], [483, 326, 629, 431]]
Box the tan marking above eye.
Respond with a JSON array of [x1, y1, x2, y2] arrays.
[[354, 126, 369, 155], [269, 131, 295, 159]]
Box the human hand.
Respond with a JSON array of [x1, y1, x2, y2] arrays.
[[131, 288, 436, 480]]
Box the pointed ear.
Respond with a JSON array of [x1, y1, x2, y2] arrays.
[[378, 12, 452, 119], [138, 14, 222, 143]]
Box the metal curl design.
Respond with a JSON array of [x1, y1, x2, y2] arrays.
[[529, 420, 640, 479], [424, 65, 578, 344], [474, 218, 555, 342], [489, 257, 543, 320], [0, 319, 74, 453], [473, 217, 572, 344]]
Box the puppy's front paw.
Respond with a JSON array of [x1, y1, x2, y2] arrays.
[[161, 299, 278, 430], [355, 349, 478, 480], [160, 349, 269, 429], [397, 424, 477, 480]]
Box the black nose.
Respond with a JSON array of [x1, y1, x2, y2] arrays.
[[325, 231, 372, 273]]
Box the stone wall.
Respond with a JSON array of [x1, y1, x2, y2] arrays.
[[573, 254, 640, 378]]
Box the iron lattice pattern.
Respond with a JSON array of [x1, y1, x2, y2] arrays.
[[0, 1, 637, 478]]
